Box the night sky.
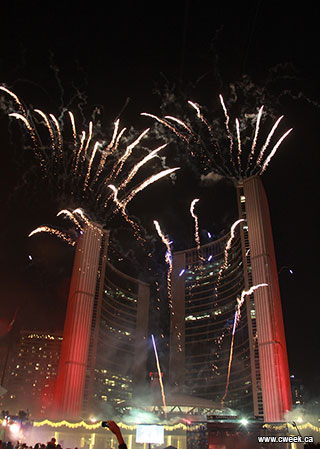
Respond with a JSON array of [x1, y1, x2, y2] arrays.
[[0, 1, 319, 399]]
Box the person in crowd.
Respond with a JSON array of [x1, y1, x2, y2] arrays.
[[46, 439, 56, 449], [106, 421, 127, 449]]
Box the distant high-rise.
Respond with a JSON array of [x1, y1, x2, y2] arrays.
[[4, 330, 63, 417], [170, 176, 292, 422]]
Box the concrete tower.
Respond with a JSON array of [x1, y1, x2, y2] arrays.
[[238, 175, 292, 422], [169, 175, 292, 422], [52, 223, 109, 419]]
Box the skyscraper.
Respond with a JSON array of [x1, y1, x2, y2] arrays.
[[4, 330, 63, 417], [170, 176, 292, 422]]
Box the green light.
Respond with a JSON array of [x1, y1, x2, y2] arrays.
[[240, 418, 248, 426]]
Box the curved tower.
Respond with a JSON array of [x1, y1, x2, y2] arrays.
[[170, 175, 292, 421], [170, 231, 252, 412], [52, 223, 149, 419]]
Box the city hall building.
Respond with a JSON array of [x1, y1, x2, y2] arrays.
[[2, 175, 291, 425]]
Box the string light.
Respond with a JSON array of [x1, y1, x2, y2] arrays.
[[31, 419, 192, 431]]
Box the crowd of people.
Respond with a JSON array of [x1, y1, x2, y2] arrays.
[[0, 421, 128, 449]]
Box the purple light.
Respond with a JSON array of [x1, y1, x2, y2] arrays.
[[79, 230, 83, 235], [208, 232, 212, 238], [289, 269, 293, 274], [28, 255, 33, 261], [179, 269, 185, 277], [208, 255, 213, 262]]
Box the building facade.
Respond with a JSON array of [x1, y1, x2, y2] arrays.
[[170, 225, 252, 413], [84, 262, 149, 416], [4, 330, 63, 417], [52, 223, 150, 419], [170, 176, 292, 422]]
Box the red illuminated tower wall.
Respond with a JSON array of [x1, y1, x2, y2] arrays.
[[239, 176, 292, 422], [52, 223, 109, 419]]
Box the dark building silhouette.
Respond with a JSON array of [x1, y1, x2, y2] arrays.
[[4, 330, 63, 417]]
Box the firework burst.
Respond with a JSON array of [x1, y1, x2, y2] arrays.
[[142, 95, 292, 183], [1, 86, 179, 237]]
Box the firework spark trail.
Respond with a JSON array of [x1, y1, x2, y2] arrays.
[[220, 329, 235, 408], [219, 95, 236, 173], [246, 106, 264, 174], [215, 219, 245, 298], [260, 128, 293, 174], [82, 121, 93, 163], [235, 118, 242, 176], [73, 207, 93, 227], [188, 100, 201, 118], [255, 115, 283, 167], [8, 112, 45, 168], [118, 144, 167, 191], [0, 86, 27, 116], [28, 226, 75, 246], [8, 113, 37, 146], [34, 109, 56, 149], [108, 128, 150, 182], [84, 142, 100, 190], [121, 168, 180, 210], [164, 115, 195, 137], [188, 101, 215, 141], [154, 220, 173, 308], [221, 283, 268, 407], [95, 119, 120, 181], [114, 126, 127, 150], [71, 208, 105, 238], [74, 131, 86, 174], [108, 184, 122, 210], [57, 209, 83, 230], [108, 185, 144, 242], [151, 334, 167, 418], [187, 100, 233, 177], [68, 111, 77, 152], [190, 199, 205, 263], [141, 112, 190, 143], [99, 127, 127, 191], [49, 114, 63, 159], [235, 283, 268, 325]]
